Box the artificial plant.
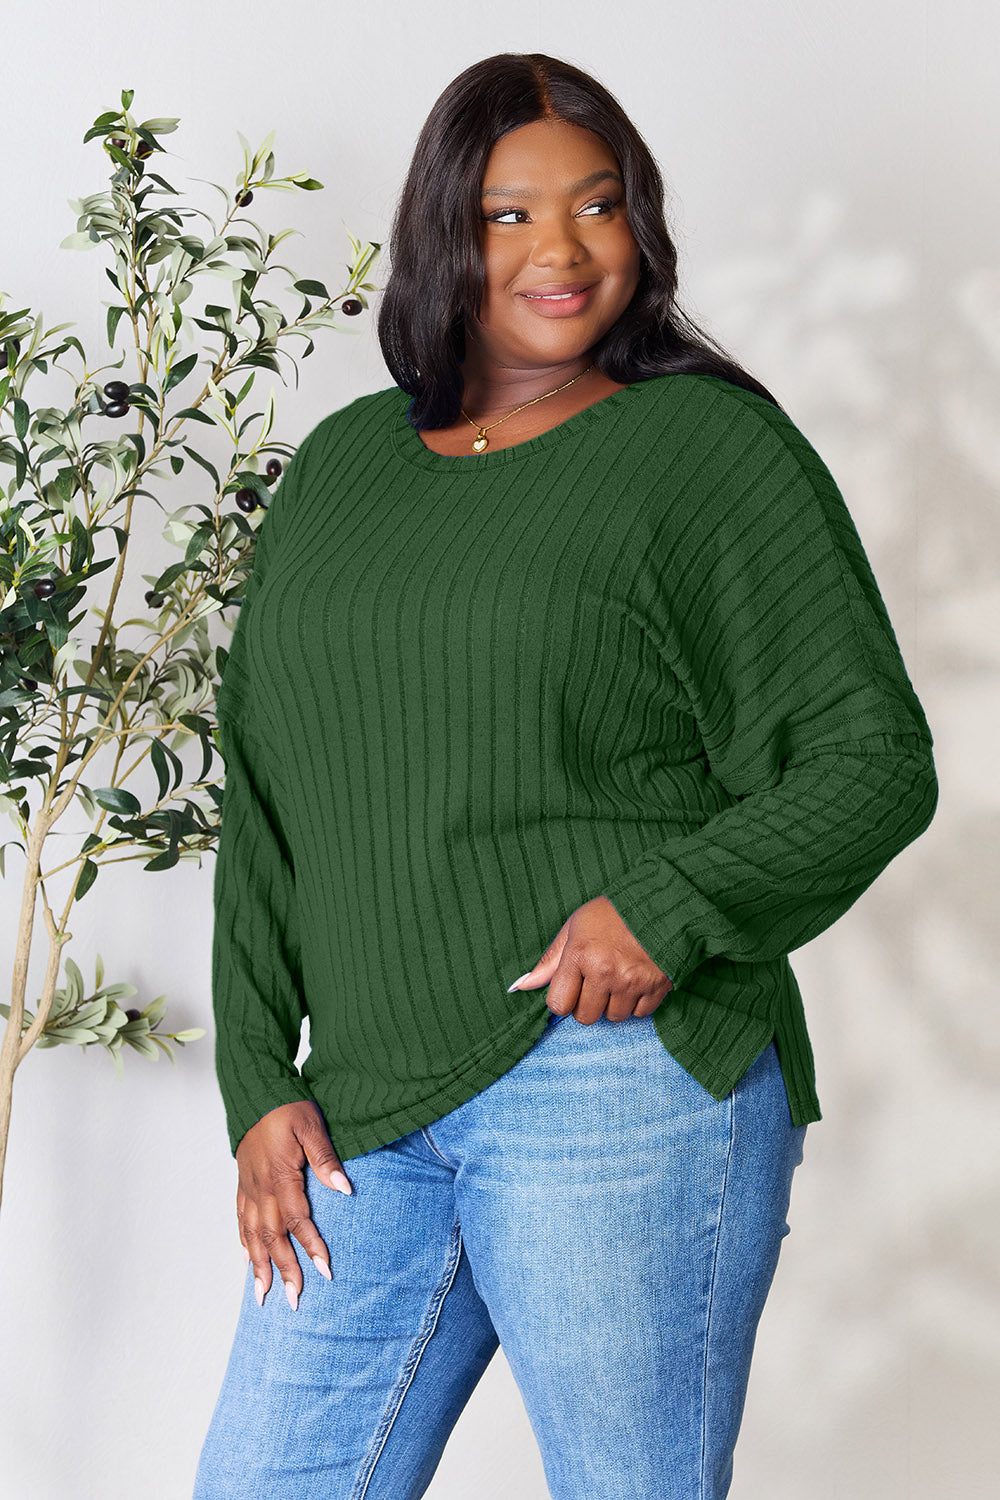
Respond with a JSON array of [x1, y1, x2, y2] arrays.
[[0, 88, 380, 1213]]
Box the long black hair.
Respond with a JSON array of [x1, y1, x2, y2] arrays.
[[376, 51, 784, 428]]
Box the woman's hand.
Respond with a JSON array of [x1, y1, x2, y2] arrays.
[[235, 1100, 354, 1312], [508, 895, 674, 1023]]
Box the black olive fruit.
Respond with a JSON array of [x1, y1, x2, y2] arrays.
[[265, 458, 282, 477], [105, 402, 130, 419], [20, 677, 38, 691], [104, 380, 130, 401], [145, 590, 166, 608], [136, 141, 153, 159], [235, 487, 259, 513], [33, 578, 57, 600], [341, 298, 362, 316], [124, 1008, 142, 1022], [4, 338, 21, 368], [110, 138, 127, 151], [236, 190, 253, 207]]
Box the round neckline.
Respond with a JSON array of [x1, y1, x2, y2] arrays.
[[389, 379, 651, 470]]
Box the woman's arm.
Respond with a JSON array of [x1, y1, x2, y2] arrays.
[[211, 424, 324, 1158], [210, 414, 364, 1313], [601, 731, 936, 990], [601, 380, 938, 990]]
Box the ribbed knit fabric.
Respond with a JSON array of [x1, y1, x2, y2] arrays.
[[210, 372, 938, 1160]]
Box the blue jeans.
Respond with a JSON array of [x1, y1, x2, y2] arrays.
[[193, 1012, 807, 1499]]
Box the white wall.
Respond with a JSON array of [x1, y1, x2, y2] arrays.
[[2, 2, 997, 1496]]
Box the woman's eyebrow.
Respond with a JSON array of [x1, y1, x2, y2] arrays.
[[481, 168, 623, 200]]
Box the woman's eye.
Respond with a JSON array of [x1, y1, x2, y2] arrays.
[[485, 198, 616, 225]]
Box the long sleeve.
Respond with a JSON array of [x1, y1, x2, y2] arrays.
[[210, 425, 325, 1157], [601, 383, 939, 991]]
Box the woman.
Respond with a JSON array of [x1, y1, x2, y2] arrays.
[[194, 53, 937, 1500]]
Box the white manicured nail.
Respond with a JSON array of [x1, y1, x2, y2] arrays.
[[507, 971, 532, 992]]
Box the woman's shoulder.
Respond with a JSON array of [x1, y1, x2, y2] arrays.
[[643, 371, 836, 490], [639, 370, 795, 437]]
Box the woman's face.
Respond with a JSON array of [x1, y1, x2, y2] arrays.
[[470, 118, 642, 372]]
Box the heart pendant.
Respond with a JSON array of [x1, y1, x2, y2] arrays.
[[473, 433, 489, 453]]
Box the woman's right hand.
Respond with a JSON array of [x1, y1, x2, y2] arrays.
[[235, 1100, 354, 1311]]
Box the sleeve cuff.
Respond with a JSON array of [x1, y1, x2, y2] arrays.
[[223, 1075, 318, 1159], [602, 887, 691, 990]]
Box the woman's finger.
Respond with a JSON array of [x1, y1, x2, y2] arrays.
[[240, 1203, 274, 1306], [245, 1193, 304, 1310], [631, 988, 668, 1019], [275, 1171, 335, 1287], [235, 1184, 250, 1265], [296, 1112, 354, 1199]]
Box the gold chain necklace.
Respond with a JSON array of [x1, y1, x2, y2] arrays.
[[460, 364, 595, 453]]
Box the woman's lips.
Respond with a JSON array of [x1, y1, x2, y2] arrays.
[[518, 283, 597, 317]]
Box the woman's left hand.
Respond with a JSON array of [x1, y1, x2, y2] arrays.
[[508, 895, 674, 1023]]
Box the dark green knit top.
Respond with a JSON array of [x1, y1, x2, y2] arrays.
[[210, 372, 938, 1159]]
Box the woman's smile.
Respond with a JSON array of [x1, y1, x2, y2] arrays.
[[517, 282, 598, 317]]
